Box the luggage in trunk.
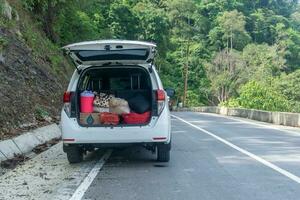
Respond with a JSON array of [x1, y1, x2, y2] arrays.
[[77, 67, 153, 126], [100, 112, 120, 125], [122, 111, 151, 124]]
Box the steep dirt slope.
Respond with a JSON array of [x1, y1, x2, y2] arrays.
[[0, 0, 72, 139]]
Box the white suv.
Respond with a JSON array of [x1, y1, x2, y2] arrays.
[[60, 40, 173, 163]]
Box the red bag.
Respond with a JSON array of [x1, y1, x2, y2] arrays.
[[122, 111, 151, 124], [99, 112, 120, 125]]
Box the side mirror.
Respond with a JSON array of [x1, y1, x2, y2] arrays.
[[165, 88, 175, 97]]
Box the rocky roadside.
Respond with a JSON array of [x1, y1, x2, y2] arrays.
[[0, 142, 105, 200]]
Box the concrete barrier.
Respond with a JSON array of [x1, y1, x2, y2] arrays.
[[0, 123, 61, 162], [175, 106, 300, 127]]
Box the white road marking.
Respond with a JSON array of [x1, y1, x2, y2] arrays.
[[172, 130, 186, 133], [69, 150, 112, 200], [196, 112, 300, 136], [172, 114, 300, 184]]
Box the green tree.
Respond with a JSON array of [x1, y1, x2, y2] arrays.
[[241, 43, 285, 83], [273, 70, 300, 102], [206, 49, 243, 103], [166, 0, 199, 106], [216, 10, 251, 51], [256, 0, 298, 17], [108, 2, 139, 39], [275, 23, 300, 71], [249, 9, 289, 44], [227, 81, 292, 112], [54, 8, 99, 45], [133, 1, 170, 56], [20, 0, 300, 111], [290, 10, 300, 31]]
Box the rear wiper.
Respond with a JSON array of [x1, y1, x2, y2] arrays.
[[102, 62, 123, 66], [101, 62, 112, 66]]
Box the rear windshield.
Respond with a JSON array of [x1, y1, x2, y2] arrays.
[[78, 67, 151, 92], [74, 49, 149, 61]]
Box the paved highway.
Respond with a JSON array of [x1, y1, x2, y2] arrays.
[[2, 112, 300, 200], [81, 112, 300, 200]]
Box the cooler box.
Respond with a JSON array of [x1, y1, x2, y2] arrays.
[[100, 112, 120, 125], [80, 91, 94, 113], [122, 111, 151, 124]]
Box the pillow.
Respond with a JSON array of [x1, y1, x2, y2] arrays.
[[109, 97, 130, 115], [93, 93, 114, 108], [109, 105, 130, 115], [109, 97, 129, 107], [127, 93, 150, 114]]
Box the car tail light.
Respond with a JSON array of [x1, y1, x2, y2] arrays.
[[157, 90, 165, 101], [157, 89, 165, 115], [63, 91, 72, 103], [63, 91, 73, 117]]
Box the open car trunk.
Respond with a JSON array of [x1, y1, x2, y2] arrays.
[[76, 66, 154, 127], [63, 40, 156, 69]]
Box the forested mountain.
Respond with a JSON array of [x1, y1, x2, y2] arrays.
[[2, 0, 300, 119]]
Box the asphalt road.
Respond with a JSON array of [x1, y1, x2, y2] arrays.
[[81, 112, 300, 200], [2, 111, 300, 200]]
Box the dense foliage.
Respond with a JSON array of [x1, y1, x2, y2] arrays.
[[22, 0, 300, 112], [224, 81, 293, 112]]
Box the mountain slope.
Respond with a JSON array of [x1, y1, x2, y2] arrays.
[[0, 0, 72, 139]]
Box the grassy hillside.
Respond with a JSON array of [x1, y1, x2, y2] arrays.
[[0, 0, 72, 139]]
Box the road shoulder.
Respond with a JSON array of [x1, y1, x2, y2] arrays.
[[0, 142, 106, 200]]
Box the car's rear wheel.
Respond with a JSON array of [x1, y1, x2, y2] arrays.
[[157, 143, 170, 162], [66, 146, 83, 163]]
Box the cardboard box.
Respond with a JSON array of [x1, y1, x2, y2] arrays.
[[80, 113, 101, 125]]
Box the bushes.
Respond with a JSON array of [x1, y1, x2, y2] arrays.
[[273, 70, 300, 112], [54, 9, 100, 45], [186, 90, 203, 107], [225, 81, 292, 112], [273, 70, 300, 102]]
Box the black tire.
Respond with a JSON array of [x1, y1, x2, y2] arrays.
[[157, 144, 170, 162], [66, 146, 83, 163]]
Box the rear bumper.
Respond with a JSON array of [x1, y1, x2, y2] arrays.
[[63, 141, 171, 152], [60, 108, 171, 144]]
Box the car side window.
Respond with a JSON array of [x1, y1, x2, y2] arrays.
[[79, 75, 90, 91]]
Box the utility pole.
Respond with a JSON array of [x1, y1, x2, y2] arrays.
[[182, 16, 191, 107], [183, 39, 189, 107]]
